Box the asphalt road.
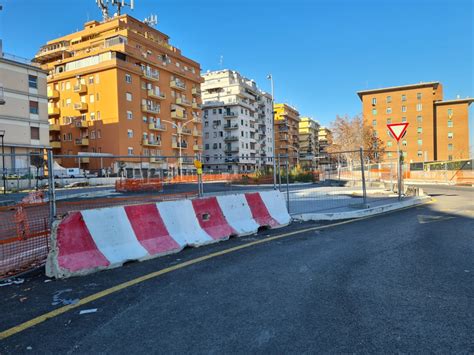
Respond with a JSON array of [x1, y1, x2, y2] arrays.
[[1, 185, 473, 353]]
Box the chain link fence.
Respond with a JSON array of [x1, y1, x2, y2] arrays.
[[3, 149, 464, 278]]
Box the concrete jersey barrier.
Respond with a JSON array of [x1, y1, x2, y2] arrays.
[[46, 190, 291, 278]]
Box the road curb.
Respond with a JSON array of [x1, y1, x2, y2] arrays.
[[292, 195, 431, 221]]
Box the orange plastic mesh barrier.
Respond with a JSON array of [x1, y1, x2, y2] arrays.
[[115, 178, 164, 192]]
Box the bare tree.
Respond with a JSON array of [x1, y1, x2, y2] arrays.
[[328, 115, 385, 163]]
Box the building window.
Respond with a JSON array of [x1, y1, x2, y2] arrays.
[[447, 108, 453, 117], [88, 76, 94, 84], [372, 98, 377, 105], [386, 96, 392, 103], [386, 118, 391, 124], [417, 151, 423, 157], [91, 130, 96, 139], [388, 152, 392, 158], [30, 127, 39, 140], [448, 155, 453, 161], [126, 92, 132, 101], [387, 141, 393, 147], [125, 74, 132, 83], [448, 143, 453, 151], [29, 101, 39, 114], [97, 111, 100, 119], [127, 111, 133, 120], [127, 129, 133, 138], [448, 132, 453, 139], [66, 98, 71, 107], [128, 147, 134, 155], [372, 108, 377, 115], [97, 130, 101, 138], [90, 112, 95, 121], [386, 107, 392, 114], [401, 106, 406, 112], [28, 75, 38, 89], [89, 94, 95, 103], [417, 139, 422, 146], [401, 94, 406, 101], [417, 92, 422, 100], [417, 127, 422, 134], [402, 117, 407, 122], [416, 103, 422, 111], [417, 115, 422, 123], [205, 144, 209, 150], [447, 120, 453, 128], [372, 120, 376, 126], [402, 140, 407, 147], [66, 81, 71, 90]]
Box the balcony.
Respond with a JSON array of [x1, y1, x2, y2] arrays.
[[142, 104, 160, 114], [148, 123, 167, 131], [150, 156, 165, 163], [192, 129, 202, 137], [224, 135, 239, 142], [193, 144, 203, 151], [172, 141, 188, 149], [74, 103, 88, 111], [171, 111, 187, 120], [47, 89, 59, 100], [75, 138, 89, 146], [170, 80, 186, 91], [73, 84, 87, 94], [224, 147, 239, 153], [147, 89, 166, 100], [181, 127, 192, 135], [74, 120, 88, 128], [142, 69, 160, 81], [192, 87, 201, 96], [176, 97, 192, 107], [224, 123, 238, 130], [192, 102, 201, 109], [224, 112, 237, 118], [192, 116, 202, 123], [143, 139, 161, 147], [48, 107, 60, 116], [50, 141, 61, 149], [49, 123, 60, 131]]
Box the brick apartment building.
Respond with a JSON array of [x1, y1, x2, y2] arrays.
[[274, 103, 300, 167], [358, 82, 472, 162]]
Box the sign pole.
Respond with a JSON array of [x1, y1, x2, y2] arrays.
[[397, 141, 402, 201]]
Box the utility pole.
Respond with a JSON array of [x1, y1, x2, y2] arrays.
[[267, 74, 277, 190]]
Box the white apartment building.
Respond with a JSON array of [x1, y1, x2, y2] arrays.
[[0, 42, 49, 175], [201, 70, 274, 173]]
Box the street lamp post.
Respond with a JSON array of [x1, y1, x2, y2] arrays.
[[0, 130, 5, 194], [162, 117, 197, 177], [267, 74, 277, 190]]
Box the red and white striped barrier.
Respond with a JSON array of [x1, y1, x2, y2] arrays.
[[46, 191, 291, 278]]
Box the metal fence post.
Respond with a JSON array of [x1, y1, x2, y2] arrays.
[[285, 159, 290, 212], [278, 154, 282, 190], [359, 147, 367, 207], [46, 150, 56, 226]]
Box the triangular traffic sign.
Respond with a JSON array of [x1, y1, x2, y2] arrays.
[[387, 123, 409, 142]]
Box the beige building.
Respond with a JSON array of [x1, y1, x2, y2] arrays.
[[0, 43, 49, 175], [318, 127, 333, 166], [298, 117, 320, 169]]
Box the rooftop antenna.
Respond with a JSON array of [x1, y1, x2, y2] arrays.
[[96, 0, 134, 21], [143, 14, 158, 27]]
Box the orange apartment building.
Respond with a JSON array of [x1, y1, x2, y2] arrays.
[[274, 103, 300, 167], [358, 82, 472, 163], [34, 14, 203, 176]]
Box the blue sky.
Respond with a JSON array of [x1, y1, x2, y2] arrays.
[[0, 0, 472, 134]]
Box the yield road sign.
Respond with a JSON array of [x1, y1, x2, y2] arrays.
[[387, 123, 409, 142]]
